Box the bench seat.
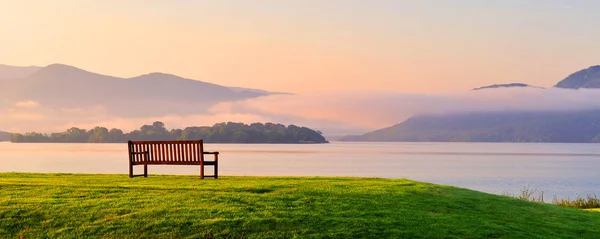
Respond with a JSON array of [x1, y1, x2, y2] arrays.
[[127, 140, 218, 179]]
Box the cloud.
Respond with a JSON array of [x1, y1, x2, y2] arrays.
[[6, 112, 46, 121], [14, 100, 40, 108], [3, 87, 600, 135], [209, 87, 600, 132]]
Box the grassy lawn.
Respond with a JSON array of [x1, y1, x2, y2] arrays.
[[1, 173, 599, 238]]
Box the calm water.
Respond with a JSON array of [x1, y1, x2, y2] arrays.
[[1, 141, 599, 201]]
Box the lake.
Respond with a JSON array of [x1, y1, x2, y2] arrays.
[[1, 141, 599, 201]]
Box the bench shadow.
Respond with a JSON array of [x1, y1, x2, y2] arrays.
[[248, 188, 275, 194]]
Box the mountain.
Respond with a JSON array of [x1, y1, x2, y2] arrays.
[[554, 65, 600, 89], [0, 64, 41, 79], [0, 64, 280, 117], [339, 110, 600, 143], [0, 131, 11, 141], [340, 65, 600, 143], [470, 65, 600, 90], [472, 83, 543, 91]]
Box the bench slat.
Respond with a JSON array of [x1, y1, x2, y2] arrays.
[[134, 144, 139, 162], [171, 143, 174, 162], [171, 143, 175, 162], [178, 143, 182, 162], [158, 144, 167, 162], [150, 143, 155, 162], [151, 143, 155, 162], [193, 143, 198, 162], [186, 143, 191, 162], [183, 143, 188, 162], [180, 143, 184, 162]]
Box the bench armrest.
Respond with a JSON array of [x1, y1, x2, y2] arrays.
[[203, 151, 219, 155]]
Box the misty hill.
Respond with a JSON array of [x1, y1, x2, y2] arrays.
[[0, 64, 41, 79], [472, 83, 543, 91], [0, 64, 281, 117], [11, 121, 328, 144], [470, 65, 600, 90], [228, 86, 294, 95], [554, 65, 600, 89], [344, 65, 600, 143], [0, 131, 10, 141], [339, 110, 600, 143]]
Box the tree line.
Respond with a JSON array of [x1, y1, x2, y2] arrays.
[[0, 131, 10, 141], [10, 122, 329, 144]]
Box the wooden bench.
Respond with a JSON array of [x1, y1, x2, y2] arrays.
[[127, 140, 219, 179]]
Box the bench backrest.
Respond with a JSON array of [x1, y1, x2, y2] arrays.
[[128, 140, 204, 165]]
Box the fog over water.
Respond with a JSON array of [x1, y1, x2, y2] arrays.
[[4, 87, 600, 136]]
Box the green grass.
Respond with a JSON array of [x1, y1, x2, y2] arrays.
[[1, 173, 600, 238]]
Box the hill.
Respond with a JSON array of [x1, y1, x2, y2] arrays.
[[470, 65, 600, 90], [472, 83, 543, 90], [0, 64, 283, 117], [1, 173, 599, 238], [0, 131, 10, 141], [340, 110, 600, 142], [343, 65, 600, 143], [227, 86, 294, 95], [0, 64, 40, 79], [554, 65, 600, 89]]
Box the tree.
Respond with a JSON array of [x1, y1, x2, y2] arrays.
[[50, 132, 66, 142], [10, 133, 24, 142], [170, 129, 183, 140], [139, 121, 169, 140], [88, 127, 109, 143], [109, 128, 125, 142], [232, 130, 250, 143], [65, 127, 88, 142]]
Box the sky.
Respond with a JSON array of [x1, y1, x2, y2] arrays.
[[2, 0, 600, 94]]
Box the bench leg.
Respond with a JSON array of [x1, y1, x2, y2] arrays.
[[144, 163, 148, 178], [214, 154, 218, 179], [214, 164, 218, 179], [143, 151, 148, 178], [129, 162, 133, 178], [200, 162, 204, 179]]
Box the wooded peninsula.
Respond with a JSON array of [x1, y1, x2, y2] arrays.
[[9, 122, 329, 144]]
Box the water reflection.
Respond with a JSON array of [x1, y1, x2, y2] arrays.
[[0, 141, 599, 200]]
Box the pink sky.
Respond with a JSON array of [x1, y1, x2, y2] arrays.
[[2, 1, 600, 94]]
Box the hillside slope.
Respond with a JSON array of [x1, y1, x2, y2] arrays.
[[1, 173, 598, 238], [554, 65, 600, 89], [0, 64, 40, 79], [340, 110, 600, 142]]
